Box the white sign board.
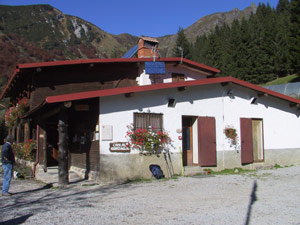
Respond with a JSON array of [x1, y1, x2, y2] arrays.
[[102, 125, 113, 141]]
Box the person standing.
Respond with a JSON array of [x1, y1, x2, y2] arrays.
[[1, 135, 15, 196]]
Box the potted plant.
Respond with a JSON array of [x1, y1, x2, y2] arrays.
[[4, 97, 29, 127], [224, 125, 238, 146], [126, 124, 171, 154]]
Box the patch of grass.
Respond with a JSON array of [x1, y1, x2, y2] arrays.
[[274, 164, 283, 169], [170, 174, 180, 180], [273, 164, 294, 169], [81, 183, 99, 187], [202, 168, 253, 175], [123, 174, 181, 184], [263, 74, 299, 86], [123, 178, 153, 184]]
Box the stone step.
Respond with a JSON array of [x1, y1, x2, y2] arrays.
[[184, 166, 206, 176], [35, 166, 83, 187]]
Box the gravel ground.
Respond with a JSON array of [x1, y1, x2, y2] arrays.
[[0, 165, 300, 225]]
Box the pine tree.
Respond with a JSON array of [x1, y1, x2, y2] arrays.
[[277, 0, 290, 13], [193, 35, 209, 64], [275, 0, 291, 76], [172, 27, 192, 59], [191, 1, 294, 84], [289, 0, 300, 74]]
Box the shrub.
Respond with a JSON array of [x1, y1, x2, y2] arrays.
[[14, 139, 37, 161]]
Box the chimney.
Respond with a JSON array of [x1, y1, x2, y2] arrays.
[[137, 36, 159, 59]]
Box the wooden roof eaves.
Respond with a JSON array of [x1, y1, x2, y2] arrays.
[[0, 69, 20, 99]]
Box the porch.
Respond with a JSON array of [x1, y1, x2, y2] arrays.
[[35, 166, 98, 187]]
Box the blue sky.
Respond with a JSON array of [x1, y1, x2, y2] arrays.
[[0, 0, 279, 37]]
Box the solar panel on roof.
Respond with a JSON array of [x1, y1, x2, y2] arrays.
[[145, 61, 166, 74], [122, 45, 138, 58]]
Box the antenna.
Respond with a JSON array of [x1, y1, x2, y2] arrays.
[[152, 46, 157, 62]]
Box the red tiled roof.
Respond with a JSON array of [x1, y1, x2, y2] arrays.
[[44, 76, 300, 105], [16, 57, 220, 73], [139, 36, 159, 43], [0, 57, 220, 99]]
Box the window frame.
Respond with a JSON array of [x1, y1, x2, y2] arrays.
[[133, 112, 163, 131]]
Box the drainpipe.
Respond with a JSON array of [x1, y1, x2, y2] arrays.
[[33, 125, 39, 177], [222, 90, 226, 170]]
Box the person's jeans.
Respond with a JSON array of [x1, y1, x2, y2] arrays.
[[2, 163, 13, 194]]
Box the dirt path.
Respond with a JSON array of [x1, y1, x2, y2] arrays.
[[0, 165, 300, 225]]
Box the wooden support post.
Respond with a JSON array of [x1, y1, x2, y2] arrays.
[[17, 123, 21, 144], [42, 128, 47, 172], [58, 109, 69, 187]]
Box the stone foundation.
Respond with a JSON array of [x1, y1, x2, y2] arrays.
[[201, 148, 300, 171], [98, 152, 182, 183], [69, 166, 99, 182], [34, 148, 300, 184]]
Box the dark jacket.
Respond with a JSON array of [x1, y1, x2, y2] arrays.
[[1, 142, 15, 164]]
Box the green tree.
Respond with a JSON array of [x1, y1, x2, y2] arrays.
[[289, 0, 300, 74], [274, 0, 291, 76], [277, 0, 290, 13], [189, 2, 294, 84], [193, 34, 209, 64], [172, 27, 192, 59]]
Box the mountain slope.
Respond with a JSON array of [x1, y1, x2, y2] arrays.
[[0, 4, 138, 59], [158, 4, 257, 57], [0, 3, 257, 83]]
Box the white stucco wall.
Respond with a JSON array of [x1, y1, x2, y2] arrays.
[[99, 83, 300, 161]]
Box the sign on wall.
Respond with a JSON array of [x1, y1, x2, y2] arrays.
[[109, 142, 130, 152], [102, 125, 113, 141]]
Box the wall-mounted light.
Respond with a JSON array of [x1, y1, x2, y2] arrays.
[[250, 97, 258, 104], [168, 98, 176, 108], [227, 89, 234, 99], [64, 101, 72, 108]]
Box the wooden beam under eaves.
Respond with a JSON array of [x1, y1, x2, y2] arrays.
[[41, 106, 62, 119], [178, 86, 187, 92], [221, 82, 232, 86], [125, 92, 134, 98], [290, 103, 300, 108], [257, 92, 268, 97]]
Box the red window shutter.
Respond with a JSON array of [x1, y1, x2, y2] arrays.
[[198, 117, 217, 166], [240, 118, 254, 164]]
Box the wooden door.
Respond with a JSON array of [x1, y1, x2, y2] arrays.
[[46, 124, 59, 167], [198, 117, 217, 166], [182, 117, 193, 166], [240, 118, 254, 164]]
